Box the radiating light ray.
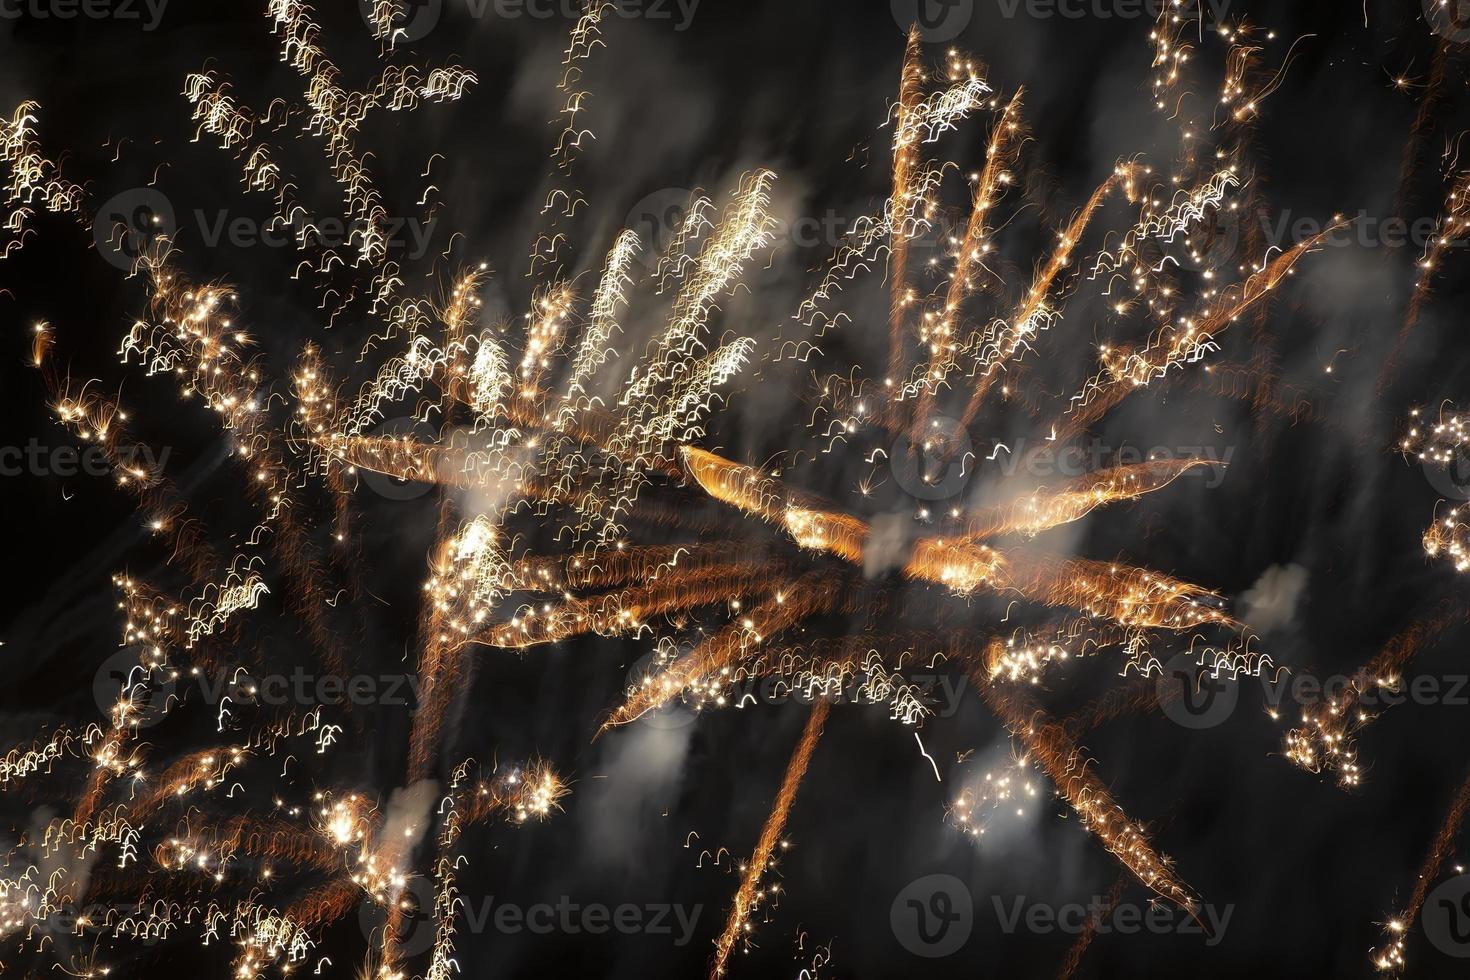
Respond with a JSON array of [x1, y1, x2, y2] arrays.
[[711, 702, 828, 978], [973, 665, 1202, 919], [1371, 765, 1470, 974]]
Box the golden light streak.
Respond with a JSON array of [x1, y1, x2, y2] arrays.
[[711, 702, 829, 978]]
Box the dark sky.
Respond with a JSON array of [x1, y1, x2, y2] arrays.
[[5, 1, 1470, 978]]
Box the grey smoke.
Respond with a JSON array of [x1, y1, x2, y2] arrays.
[[380, 778, 442, 867], [1240, 563, 1308, 633], [578, 722, 692, 870], [863, 510, 918, 578]]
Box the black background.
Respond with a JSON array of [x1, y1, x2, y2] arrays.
[[4, 0, 1470, 977]]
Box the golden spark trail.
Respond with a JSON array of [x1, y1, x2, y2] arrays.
[[1371, 764, 1470, 974], [911, 87, 1025, 429], [1064, 677, 1173, 737], [0, 102, 82, 261], [956, 169, 1129, 437], [1283, 597, 1467, 789], [959, 459, 1212, 540], [1055, 873, 1128, 980], [684, 446, 1231, 629], [601, 577, 839, 730], [887, 28, 926, 390], [1378, 168, 1470, 395], [1402, 407, 1470, 572], [711, 701, 829, 978], [1064, 226, 1340, 439], [43, 376, 220, 585], [1392, 39, 1453, 227], [485, 562, 787, 650], [973, 666, 1201, 918], [408, 517, 504, 783]]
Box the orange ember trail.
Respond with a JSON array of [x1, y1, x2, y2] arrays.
[[711, 701, 830, 978]]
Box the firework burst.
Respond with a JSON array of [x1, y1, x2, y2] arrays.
[[0, 4, 1354, 978]]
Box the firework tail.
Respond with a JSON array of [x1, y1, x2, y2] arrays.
[[711, 700, 830, 978]]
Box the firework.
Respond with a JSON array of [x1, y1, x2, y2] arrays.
[[711, 702, 829, 977], [1371, 766, 1470, 974], [0, 3, 1346, 977]]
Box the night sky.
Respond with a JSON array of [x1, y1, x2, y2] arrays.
[[5, 1, 1470, 977]]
